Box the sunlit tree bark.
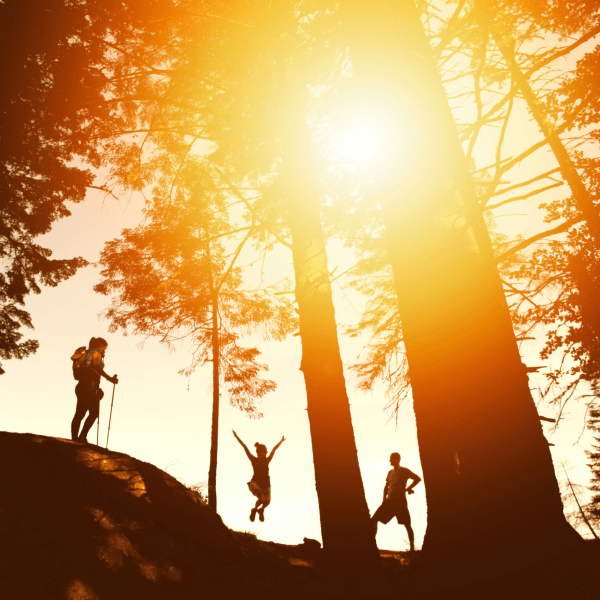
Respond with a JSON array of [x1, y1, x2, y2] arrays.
[[273, 8, 379, 567], [343, 0, 577, 555]]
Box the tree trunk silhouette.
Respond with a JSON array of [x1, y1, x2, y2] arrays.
[[208, 254, 220, 512], [344, 0, 577, 556], [275, 60, 380, 569]]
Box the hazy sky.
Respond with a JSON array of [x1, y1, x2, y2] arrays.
[[3, 27, 598, 548], [2, 175, 595, 550]]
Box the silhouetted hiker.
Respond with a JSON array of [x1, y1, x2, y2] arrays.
[[233, 430, 285, 522], [371, 452, 421, 552], [71, 337, 118, 443]]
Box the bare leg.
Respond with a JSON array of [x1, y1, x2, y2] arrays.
[[405, 522, 415, 552], [72, 384, 88, 440], [77, 387, 100, 442], [250, 496, 266, 521], [257, 496, 270, 521]]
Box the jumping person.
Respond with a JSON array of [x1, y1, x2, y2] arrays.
[[233, 430, 285, 522], [71, 337, 118, 443], [371, 452, 421, 552]]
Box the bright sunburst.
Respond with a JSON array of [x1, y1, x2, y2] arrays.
[[335, 113, 391, 164]]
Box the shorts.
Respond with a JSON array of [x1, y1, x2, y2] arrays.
[[373, 497, 410, 525], [247, 480, 271, 499]]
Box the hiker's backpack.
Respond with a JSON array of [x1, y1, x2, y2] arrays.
[[71, 347, 87, 381]]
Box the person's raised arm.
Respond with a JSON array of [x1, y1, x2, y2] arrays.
[[267, 435, 286, 461], [406, 470, 422, 495], [233, 430, 253, 460]]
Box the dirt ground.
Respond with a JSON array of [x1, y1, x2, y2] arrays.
[[0, 432, 597, 600]]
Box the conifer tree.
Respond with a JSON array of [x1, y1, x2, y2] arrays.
[[0, 0, 184, 374], [466, 0, 600, 400], [85, 0, 380, 566], [0, 0, 117, 373], [340, 0, 575, 555], [95, 159, 296, 511]]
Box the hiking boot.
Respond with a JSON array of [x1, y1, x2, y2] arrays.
[[258, 509, 265, 522], [78, 436, 89, 443], [250, 508, 257, 522]]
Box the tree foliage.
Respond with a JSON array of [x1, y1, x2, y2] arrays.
[[94, 157, 297, 416], [336, 0, 600, 426], [83, 0, 382, 561], [480, 0, 600, 410], [0, 0, 111, 372], [0, 0, 179, 373], [9, 0, 600, 558]]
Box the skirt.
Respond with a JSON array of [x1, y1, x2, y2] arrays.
[[247, 480, 271, 499]]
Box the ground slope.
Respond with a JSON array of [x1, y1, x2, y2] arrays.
[[1, 432, 597, 600], [0, 432, 323, 600]]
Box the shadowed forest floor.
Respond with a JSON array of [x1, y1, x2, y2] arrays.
[[0, 431, 597, 599]]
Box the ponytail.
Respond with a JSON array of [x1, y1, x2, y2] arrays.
[[255, 442, 267, 454]]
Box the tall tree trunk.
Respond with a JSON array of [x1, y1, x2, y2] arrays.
[[343, 0, 577, 556], [274, 45, 380, 570], [207, 256, 220, 512]]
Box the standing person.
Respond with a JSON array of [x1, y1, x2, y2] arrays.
[[233, 430, 285, 522], [71, 337, 118, 443], [371, 452, 421, 552]]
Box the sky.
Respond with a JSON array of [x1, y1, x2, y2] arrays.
[[2, 176, 596, 551], [2, 16, 599, 550], [1, 185, 428, 551]]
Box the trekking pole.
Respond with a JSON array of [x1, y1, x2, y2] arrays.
[[106, 382, 116, 449], [96, 392, 100, 446]]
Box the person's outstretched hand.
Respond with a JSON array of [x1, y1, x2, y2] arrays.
[[280, 435, 286, 444], [407, 488, 414, 495], [111, 375, 119, 385]]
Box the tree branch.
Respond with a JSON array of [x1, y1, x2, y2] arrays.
[[496, 217, 582, 262]]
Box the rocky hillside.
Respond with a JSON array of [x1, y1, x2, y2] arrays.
[[0, 431, 597, 600], [0, 432, 327, 600]]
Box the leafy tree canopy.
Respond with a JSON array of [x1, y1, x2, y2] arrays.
[[0, 0, 154, 373]]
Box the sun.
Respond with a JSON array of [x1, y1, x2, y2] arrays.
[[334, 113, 392, 165]]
